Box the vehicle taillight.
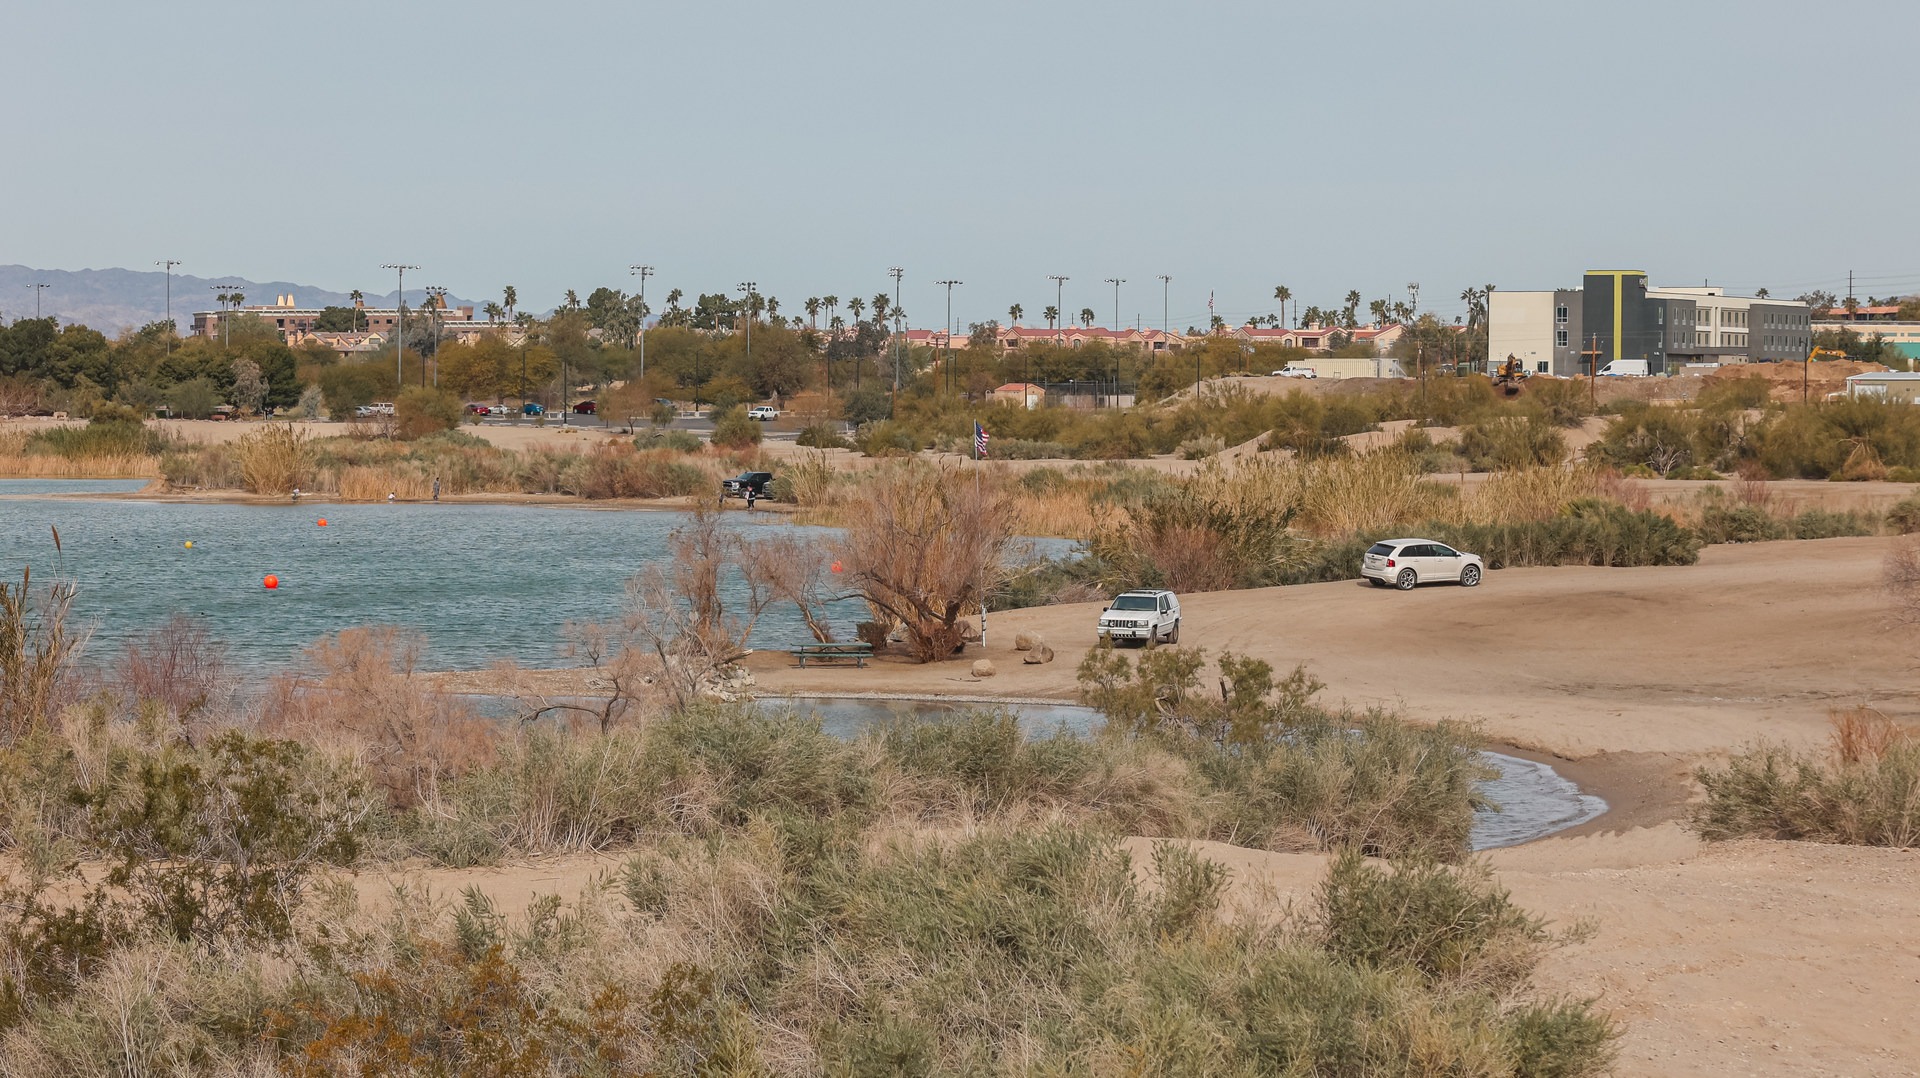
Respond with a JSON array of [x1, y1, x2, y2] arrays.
[[1385, 558, 1395, 568]]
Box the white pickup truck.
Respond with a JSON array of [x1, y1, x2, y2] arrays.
[[1097, 590, 1181, 645]]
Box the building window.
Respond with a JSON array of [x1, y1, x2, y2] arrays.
[[1556, 330, 1568, 347], [1555, 305, 1568, 324]]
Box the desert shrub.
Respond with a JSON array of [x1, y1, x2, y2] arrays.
[[1787, 508, 1876, 540], [1316, 850, 1547, 991], [1587, 403, 1699, 473], [985, 437, 1071, 459], [1698, 501, 1787, 544], [709, 405, 761, 449], [167, 377, 221, 420], [1693, 710, 1920, 847], [24, 416, 173, 459], [568, 444, 709, 499], [1888, 495, 1920, 535], [1887, 466, 1920, 484], [393, 385, 462, 440], [1177, 433, 1226, 459], [1459, 414, 1566, 471], [1751, 398, 1920, 479], [795, 421, 851, 449], [856, 418, 922, 456], [1433, 500, 1702, 569]]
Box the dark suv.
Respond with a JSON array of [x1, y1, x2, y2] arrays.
[[722, 471, 774, 499]]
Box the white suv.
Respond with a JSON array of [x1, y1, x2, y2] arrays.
[[1098, 590, 1181, 645], [1361, 538, 1483, 590]]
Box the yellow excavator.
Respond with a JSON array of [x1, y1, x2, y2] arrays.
[[1491, 353, 1532, 396], [1803, 347, 1849, 403]]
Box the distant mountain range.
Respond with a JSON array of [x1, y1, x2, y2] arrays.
[[0, 265, 485, 335]]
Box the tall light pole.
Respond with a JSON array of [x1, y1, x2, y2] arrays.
[[738, 280, 757, 370], [936, 280, 961, 395], [381, 263, 418, 388], [1048, 275, 1068, 349], [1105, 278, 1126, 406], [888, 266, 905, 403], [31, 283, 49, 320], [209, 284, 237, 348], [1158, 275, 1171, 338], [156, 260, 181, 355], [424, 286, 448, 387], [629, 264, 653, 380]]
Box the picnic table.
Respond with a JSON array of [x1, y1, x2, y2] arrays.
[[788, 642, 873, 668]]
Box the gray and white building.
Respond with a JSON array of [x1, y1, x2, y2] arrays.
[[1489, 271, 1813, 376]]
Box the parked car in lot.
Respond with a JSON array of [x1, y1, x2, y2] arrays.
[[486, 405, 511, 416], [521, 402, 545, 417], [573, 400, 596, 414], [747, 405, 778, 421], [1097, 589, 1181, 645], [1361, 538, 1483, 590], [466, 403, 491, 416], [722, 470, 774, 499]]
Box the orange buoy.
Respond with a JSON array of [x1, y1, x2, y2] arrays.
[[316, 518, 328, 527], [830, 560, 843, 574], [263, 575, 279, 590]]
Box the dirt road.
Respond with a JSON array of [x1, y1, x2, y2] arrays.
[[750, 535, 1917, 758]]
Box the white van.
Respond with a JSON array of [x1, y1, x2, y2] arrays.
[[1598, 360, 1649, 377]]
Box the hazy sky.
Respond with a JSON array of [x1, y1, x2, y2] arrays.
[[6, 0, 1916, 330]]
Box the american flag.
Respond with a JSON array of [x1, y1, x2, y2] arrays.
[[974, 421, 989, 459]]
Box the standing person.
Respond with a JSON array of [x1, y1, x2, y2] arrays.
[[432, 475, 440, 502], [745, 485, 758, 510]]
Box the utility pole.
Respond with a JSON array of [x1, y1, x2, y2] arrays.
[[1407, 281, 1420, 321], [936, 279, 961, 395], [629, 265, 653, 380], [31, 283, 49, 320], [156, 260, 181, 355], [1048, 275, 1068, 349], [381, 263, 418, 389], [1105, 278, 1125, 406]]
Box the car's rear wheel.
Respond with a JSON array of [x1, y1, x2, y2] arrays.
[[1460, 564, 1481, 587], [1395, 568, 1417, 590], [1165, 619, 1180, 644]]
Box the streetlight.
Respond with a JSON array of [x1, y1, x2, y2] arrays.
[[936, 280, 962, 394], [381, 263, 418, 388], [424, 286, 448, 388], [629, 265, 653, 380], [31, 283, 49, 320], [155, 260, 181, 355], [888, 266, 905, 406], [1106, 278, 1126, 407]]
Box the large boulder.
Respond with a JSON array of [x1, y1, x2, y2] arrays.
[[1021, 644, 1055, 665], [971, 659, 996, 679], [1013, 632, 1040, 652]]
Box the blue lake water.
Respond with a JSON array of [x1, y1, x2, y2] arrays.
[[4, 480, 1045, 669]]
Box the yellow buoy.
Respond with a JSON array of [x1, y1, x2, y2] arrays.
[[184, 541, 194, 548]]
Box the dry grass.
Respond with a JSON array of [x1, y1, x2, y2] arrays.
[[1458, 465, 1604, 527], [0, 429, 158, 478], [1829, 706, 1916, 765], [234, 423, 316, 495], [335, 464, 434, 501]]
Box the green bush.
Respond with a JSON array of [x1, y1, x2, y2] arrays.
[[1459, 414, 1566, 470], [1693, 738, 1920, 847], [26, 415, 176, 458], [1887, 495, 1920, 534], [1698, 502, 1787, 544], [394, 385, 462, 440], [708, 405, 761, 449], [1788, 508, 1876, 540], [795, 421, 852, 449]]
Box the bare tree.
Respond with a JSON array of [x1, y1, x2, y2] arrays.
[[623, 500, 783, 709], [836, 463, 1016, 662], [116, 614, 231, 745]]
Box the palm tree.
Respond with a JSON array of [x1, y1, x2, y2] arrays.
[[1273, 286, 1291, 329], [1044, 305, 1059, 331], [483, 301, 503, 323], [847, 296, 865, 325], [823, 295, 840, 339], [872, 293, 890, 326], [1009, 303, 1024, 325], [1343, 290, 1362, 327], [1368, 298, 1388, 326], [350, 288, 367, 330], [564, 289, 580, 311], [503, 286, 518, 321], [1079, 307, 1095, 328]]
